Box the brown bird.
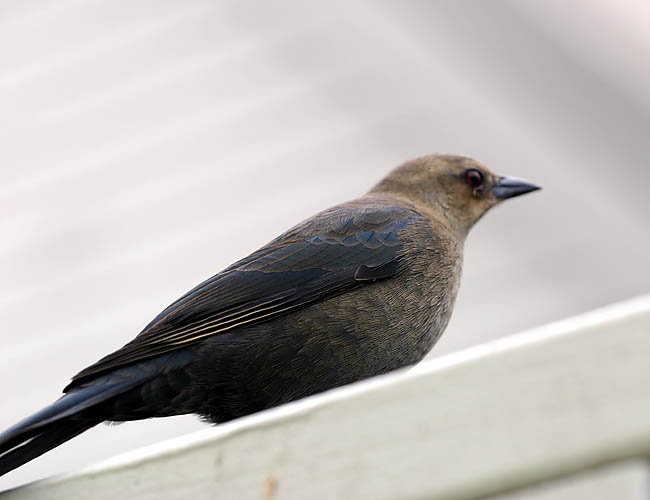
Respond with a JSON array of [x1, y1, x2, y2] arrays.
[[0, 154, 540, 477]]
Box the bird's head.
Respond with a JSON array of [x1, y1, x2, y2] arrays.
[[369, 154, 541, 238]]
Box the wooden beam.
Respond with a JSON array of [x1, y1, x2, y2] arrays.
[[3, 295, 650, 500]]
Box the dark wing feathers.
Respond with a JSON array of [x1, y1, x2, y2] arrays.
[[68, 206, 423, 388]]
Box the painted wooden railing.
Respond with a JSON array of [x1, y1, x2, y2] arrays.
[[2, 295, 649, 500]]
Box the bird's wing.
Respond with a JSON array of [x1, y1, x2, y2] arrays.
[[68, 204, 424, 387]]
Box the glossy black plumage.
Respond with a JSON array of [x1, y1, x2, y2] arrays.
[[0, 154, 540, 478]]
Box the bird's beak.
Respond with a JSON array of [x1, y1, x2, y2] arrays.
[[492, 175, 541, 200]]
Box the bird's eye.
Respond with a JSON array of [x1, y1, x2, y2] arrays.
[[465, 169, 484, 189]]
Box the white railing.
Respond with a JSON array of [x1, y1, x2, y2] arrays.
[[2, 295, 650, 500]]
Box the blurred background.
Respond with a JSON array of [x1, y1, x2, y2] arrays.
[[1, 0, 649, 490]]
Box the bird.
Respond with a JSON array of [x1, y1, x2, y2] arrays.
[[0, 154, 540, 477]]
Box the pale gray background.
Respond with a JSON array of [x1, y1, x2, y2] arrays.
[[1, 0, 649, 490]]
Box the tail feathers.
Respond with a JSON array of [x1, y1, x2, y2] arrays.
[[0, 377, 150, 477], [0, 419, 99, 477]]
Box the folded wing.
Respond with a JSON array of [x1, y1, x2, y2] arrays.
[[67, 204, 424, 389]]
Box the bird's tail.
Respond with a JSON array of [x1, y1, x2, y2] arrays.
[[0, 419, 98, 477], [0, 378, 146, 477]]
